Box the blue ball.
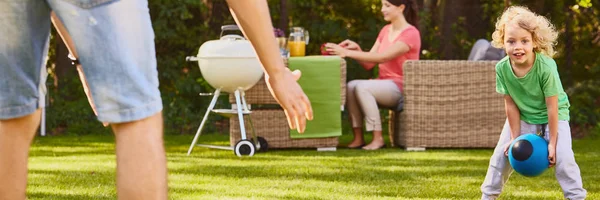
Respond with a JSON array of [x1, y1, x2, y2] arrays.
[[508, 133, 549, 177]]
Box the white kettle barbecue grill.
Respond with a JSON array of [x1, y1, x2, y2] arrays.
[[186, 25, 268, 157]]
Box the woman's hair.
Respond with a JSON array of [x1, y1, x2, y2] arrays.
[[387, 0, 419, 30], [491, 6, 558, 57]]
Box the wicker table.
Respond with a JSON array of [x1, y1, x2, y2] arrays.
[[229, 57, 346, 149]]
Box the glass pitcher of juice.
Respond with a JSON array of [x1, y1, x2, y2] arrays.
[[288, 27, 309, 57]]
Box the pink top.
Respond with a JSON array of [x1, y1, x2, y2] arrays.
[[373, 25, 421, 91]]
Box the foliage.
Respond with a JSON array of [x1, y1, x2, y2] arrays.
[[566, 80, 600, 135], [45, 77, 111, 136], [268, 0, 385, 80], [44, 0, 599, 136], [547, 1, 600, 133], [149, 0, 229, 135], [418, 10, 441, 59]]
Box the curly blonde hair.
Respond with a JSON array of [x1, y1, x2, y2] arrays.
[[491, 6, 558, 57]]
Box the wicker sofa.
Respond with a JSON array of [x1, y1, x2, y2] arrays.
[[388, 60, 505, 150]]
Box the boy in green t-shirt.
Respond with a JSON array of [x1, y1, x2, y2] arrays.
[[480, 6, 586, 200]]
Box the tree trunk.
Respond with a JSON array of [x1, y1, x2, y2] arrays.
[[564, 0, 573, 87], [54, 37, 76, 92], [523, 0, 545, 13], [420, 0, 438, 54], [203, 0, 231, 35], [439, 0, 486, 59], [278, 0, 289, 31]]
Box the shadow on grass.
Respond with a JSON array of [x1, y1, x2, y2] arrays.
[[28, 192, 113, 200]]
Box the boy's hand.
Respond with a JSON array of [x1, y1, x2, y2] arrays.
[[503, 139, 514, 157], [548, 144, 556, 168]]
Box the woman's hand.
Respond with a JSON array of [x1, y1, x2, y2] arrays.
[[324, 43, 349, 57], [338, 39, 361, 51]]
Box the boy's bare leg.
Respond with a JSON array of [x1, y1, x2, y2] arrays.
[[111, 112, 167, 200], [0, 110, 41, 200]]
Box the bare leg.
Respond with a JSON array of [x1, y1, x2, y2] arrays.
[[111, 112, 167, 200], [346, 80, 366, 148], [348, 127, 365, 148], [363, 130, 385, 150], [0, 110, 41, 200]]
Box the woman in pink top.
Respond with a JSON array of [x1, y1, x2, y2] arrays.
[[325, 0, 421, 150]]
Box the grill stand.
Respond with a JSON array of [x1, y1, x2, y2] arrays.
[[187, 88, 265, 157]]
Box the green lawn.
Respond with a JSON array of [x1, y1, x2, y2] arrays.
[[27, 133, 599, 200]]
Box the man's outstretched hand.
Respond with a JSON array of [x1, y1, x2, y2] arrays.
[[265, 68, 313, 133]]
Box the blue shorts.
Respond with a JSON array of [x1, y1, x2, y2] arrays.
[[0, 0, 162, 123]]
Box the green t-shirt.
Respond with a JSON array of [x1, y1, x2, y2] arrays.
[[495, 53, 570, 124]]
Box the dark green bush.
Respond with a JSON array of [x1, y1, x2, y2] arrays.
[[44, 0, 599, 136]]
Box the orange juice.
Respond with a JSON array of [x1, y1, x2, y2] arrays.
[[288, 41, 306, 57]]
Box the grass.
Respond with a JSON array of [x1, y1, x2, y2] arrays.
[[27, 133, 599, 200]]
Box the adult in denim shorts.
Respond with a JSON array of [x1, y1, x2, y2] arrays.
[[0, 0, 167, 199], [1, 0, 313, 199]]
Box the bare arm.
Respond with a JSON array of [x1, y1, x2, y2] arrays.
[[505, 95, 521, 140], [357, 41, 380, 70], [345, 41, 410, 63], [546, 95, 558, 167], [336, 39, 379, 70], [502, 95, 521, 156], [326, 40, 410, 67], [225, 0, 313, 133], [545, 96, 559, 146], [51, 12, 78, 58], [225, 0, 285, 77]]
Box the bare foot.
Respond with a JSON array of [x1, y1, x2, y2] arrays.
[[347, 140, 365, 148], [362, 141, 385, 150]]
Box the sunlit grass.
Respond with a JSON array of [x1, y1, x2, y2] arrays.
[[26, 133, 598, 199]]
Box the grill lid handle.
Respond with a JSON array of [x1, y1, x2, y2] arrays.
[[220, 35, 245, 41], [220, 25, 241, 38], [221, 25, 240, 31]]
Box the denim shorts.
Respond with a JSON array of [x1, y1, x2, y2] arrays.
[[0, 0, 162, 123]]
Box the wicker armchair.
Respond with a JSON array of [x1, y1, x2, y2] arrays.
[[388, 60, 505, 150]]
